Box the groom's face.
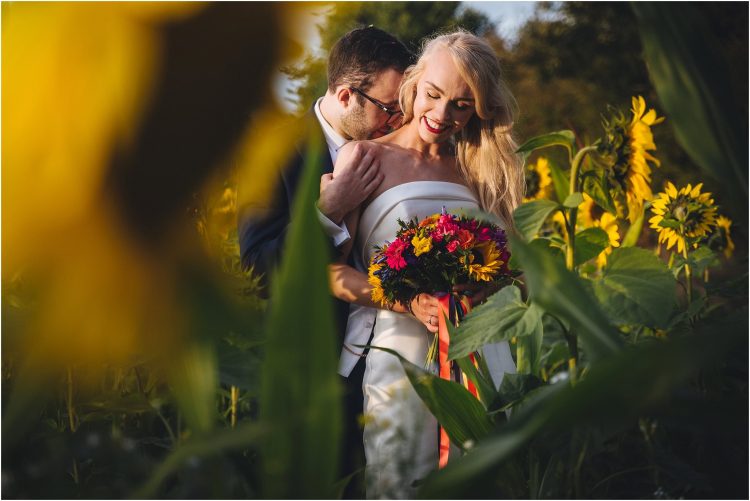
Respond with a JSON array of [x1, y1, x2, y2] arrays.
[[341, 67, 403, 140]]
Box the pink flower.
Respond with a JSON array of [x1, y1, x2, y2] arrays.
[[435, 214, 460, 238], [385, 239, 409, 270], [446, 240, 459, 253]]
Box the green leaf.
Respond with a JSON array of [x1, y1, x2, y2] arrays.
[[582, 173, 617, 215], [134, 422, 267, 498], [573, 227, 609, 266], [673, 246, 720, 279], [516, 130, 576, 158], [621, 206, 645, 247], [217, 340, 262, 391], [455, 355, 499, 410], [166, 341, 218, 434], [417, 311, 745, 499], [633, 3, 747, 225], [448, 286, 543, 360], [372, 346, 493, 448], [516, 320, 544, 376], [513, 200, 561, 241], [260, 134, 341, 498], [590, 247, 677, 328], [495, 373, 544, 408], [509, 236, 623, 360], [546, 159, 571, 204], [562, 192, 583, 208]]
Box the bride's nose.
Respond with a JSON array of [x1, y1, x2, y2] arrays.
[[434, 100, 452, 122]]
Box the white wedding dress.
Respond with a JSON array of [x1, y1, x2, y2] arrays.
[[351, 181, 517, 499]]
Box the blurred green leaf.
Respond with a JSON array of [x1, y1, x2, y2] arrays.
[[166, 341, 218, 434], [259, 134, 341, 498], [516, 320, 544, 376], [509, 236, 623, 360], [573, 227, 609, 266], [448, 286, 543, 360], [495, 373, 544, 409], [513, 200, 561, 241], [633, 3, 747, 224], [372, 347, 493, 449], [590, 247, 677, 328], [217, 340, 262, 391], [134, 421, 267, 498], [516, 130, 576, 158]]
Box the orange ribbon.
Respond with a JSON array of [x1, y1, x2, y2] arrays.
[[436, 293, 477, 469]]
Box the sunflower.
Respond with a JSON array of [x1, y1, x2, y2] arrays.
[[706, 215, 735, 259], [600, 96, 664, 223], [523, 157, 553, 202], [649, 182, 718, 254], [368, 262, 387, 306], [467, 241, 503, 281], [577, 193, 602, 228], [595, 212, 621, 269], [571, 194, 620, 268]]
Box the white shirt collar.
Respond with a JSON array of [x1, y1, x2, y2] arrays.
[[314, 97, 348, 164]]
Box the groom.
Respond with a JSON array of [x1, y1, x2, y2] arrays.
[[237, 25, 412, 488]]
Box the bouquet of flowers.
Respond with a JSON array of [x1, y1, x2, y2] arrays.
[[368, 209, 514, 311]]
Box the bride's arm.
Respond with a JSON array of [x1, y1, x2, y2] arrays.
[[328, 210, 440, 333]]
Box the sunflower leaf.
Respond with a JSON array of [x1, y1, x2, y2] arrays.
[[513, 200, 561, 241], [369, 346, 494, 448], [590, 247, 677, 328], [573, 227, 610, 266], [546, 159, 571, 204], [563, 192, 584, 208], [509, 236, 623, 360], [516, 130, 576, 158], [583, 173, 617, 215], [448, 286, 543, 360]]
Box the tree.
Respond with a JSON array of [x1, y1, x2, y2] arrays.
[[283, 2, 494, 113]]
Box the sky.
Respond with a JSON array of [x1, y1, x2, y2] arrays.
[[273, 2, 544, 111]]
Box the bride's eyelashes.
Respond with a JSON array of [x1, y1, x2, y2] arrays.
[[425, 90, 473, 112]]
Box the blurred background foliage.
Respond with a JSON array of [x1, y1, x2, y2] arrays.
[[2, 1, 746, 499]]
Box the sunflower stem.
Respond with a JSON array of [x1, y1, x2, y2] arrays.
[[565, 146, 597, 271], [230, 385, 239, 428], [682, 248, 693, 303], [66, 367, 77, 433]]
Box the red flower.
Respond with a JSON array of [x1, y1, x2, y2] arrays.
[[476, 227, 493, 242], [446, 240, 460, 253], [456, 229, 475, 249], [385, 239, 409, 270]]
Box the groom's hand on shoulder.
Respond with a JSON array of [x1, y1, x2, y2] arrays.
[[318, 143, 382, 224]]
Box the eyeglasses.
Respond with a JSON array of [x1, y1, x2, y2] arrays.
[[350, 87, 403, 122]]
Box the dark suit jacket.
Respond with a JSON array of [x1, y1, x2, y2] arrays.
[[237, 108, 352, 341]]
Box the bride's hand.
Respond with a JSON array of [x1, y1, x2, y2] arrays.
[[408, 293, 440, 333]]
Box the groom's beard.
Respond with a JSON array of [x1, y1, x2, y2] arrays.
[[340, 103, 379, 141]]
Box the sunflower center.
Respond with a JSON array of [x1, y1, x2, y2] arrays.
[[526, 169, 541, 197]]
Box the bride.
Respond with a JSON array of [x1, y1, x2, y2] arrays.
[[329, 30, 524, 499]]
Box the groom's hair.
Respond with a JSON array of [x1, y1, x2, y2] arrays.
[[327, 26, 413, 93]]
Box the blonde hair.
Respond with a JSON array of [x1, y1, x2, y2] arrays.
[[399, 30, 525, 229]]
